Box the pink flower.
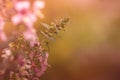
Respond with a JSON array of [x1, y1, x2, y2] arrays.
[[12, 0, 45, 27], [1, 49, 12, 59], [1, 48, 14, 62], [23, 28, 37, 41], [17, 55, 25, 67], [12, 1, 37, 27], [12, 0, 45, 42], [34, 0, 45, 9], [30, 41, 40, 47], [14, 0, 30, 12], [34, 67, 43, 77]]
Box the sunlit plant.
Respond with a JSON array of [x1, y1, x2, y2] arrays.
[[0, 0, 69, 80]]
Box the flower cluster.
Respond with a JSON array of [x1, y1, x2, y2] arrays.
[[0, 0, 49, 80], [0, 16, 69, 79], [12, 0, 44, 42], [0, 0, 70, 80], [0, 36, 49, 80], [0, 0, 45, 42]]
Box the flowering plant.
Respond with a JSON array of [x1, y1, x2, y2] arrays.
[[0, 0, 69, 80]]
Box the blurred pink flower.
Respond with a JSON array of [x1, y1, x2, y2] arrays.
[[23, 28, 37, 42], [34, 0, 45, 9], [12, 0, 45, 42], [30, 41, 40, 47], [17, 54, 25, 67], [12, 0, 45, 27], [34, 67, 42, 77], [1, 48, 14, 62], [12, 0, 37, 27], [28, 51, 49, 77], [1, 49, 12, 59], [0, 0, 49, 79]]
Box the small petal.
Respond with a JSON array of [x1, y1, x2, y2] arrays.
[[23, 13, 37, 27], [1, 48, 12, 60], [30, 41, 40, 47], [38, 56, 42, 62], [34, 1, 45, 9], [34, 67, 42, 77], [12, 14, 22, 25], [17, 55, 25, 67], [23, 29, 37, 41], [3, 48, 12, 56], [41, 64, 47, 72], [15, 1, 30, 12]]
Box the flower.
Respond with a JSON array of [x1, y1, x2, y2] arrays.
[[12, 0, 37, 27], [12, 0, 45, 42], [34, 67, 42, 77], [12, 0, 45, 27], [0, 0, 50, 79], [1, 48, 13, 62], [23, 28, 37, 42], [30, 41, 40, 47], [34, 0, 45, 9], [17, 54, 25, 67]]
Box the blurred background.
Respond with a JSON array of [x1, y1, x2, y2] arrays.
[[4, 0, 120, 80]]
